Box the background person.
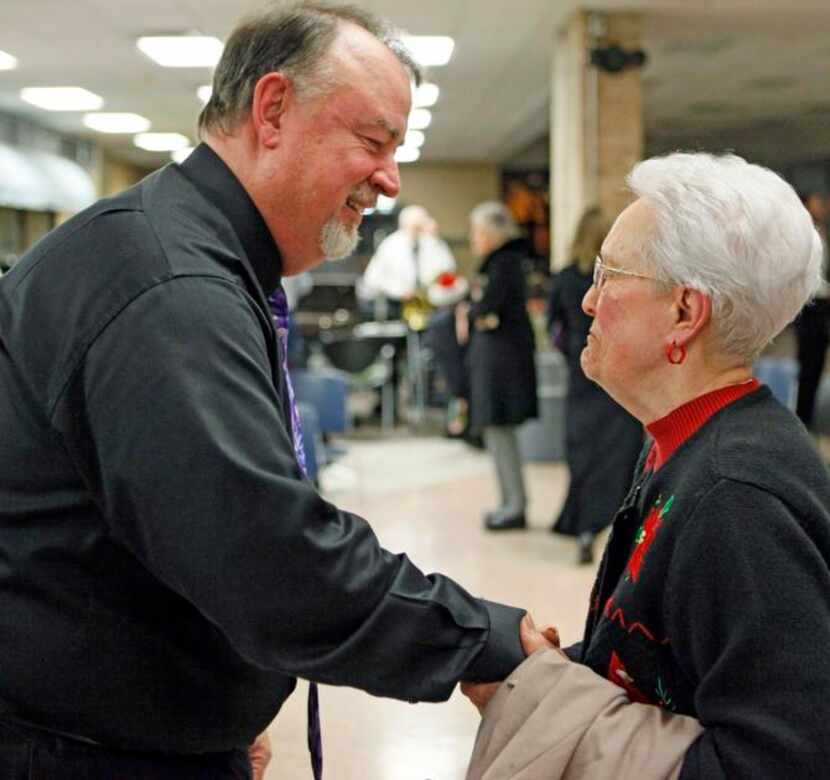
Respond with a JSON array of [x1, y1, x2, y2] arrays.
[[361, 204, 456, 319], [795, 191, 829, 430], [0, 5, 554, 777], [458, 202, 537, 531], [464, 152, 830, 779], [547, 207, 643, 564]]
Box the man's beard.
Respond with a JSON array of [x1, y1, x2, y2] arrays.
[[320, 184, 375, 261], [320, 216, 360, 261]]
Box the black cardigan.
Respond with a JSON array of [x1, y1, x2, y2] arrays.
[[573, 386, 830, 778]]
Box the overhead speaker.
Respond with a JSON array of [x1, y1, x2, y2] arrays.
[[590, 45, 647, 73]]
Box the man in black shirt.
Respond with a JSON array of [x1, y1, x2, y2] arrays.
[[0, 3, 554, 778]]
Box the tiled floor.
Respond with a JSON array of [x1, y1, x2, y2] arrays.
[[264, 434, 603, 779]]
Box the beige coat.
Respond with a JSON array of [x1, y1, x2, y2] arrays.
[[467, 649, 703, 780]]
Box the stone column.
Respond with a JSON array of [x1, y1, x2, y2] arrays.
[[551, 11, 644, 270], [597, 13, 644, 224], [551, 12, 588, 272]]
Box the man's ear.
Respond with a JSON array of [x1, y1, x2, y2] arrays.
[[250, 72, 291, 149], [670, 286, 711, 347]]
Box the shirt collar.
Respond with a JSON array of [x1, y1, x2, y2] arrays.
[[180, 143, 283, 295]]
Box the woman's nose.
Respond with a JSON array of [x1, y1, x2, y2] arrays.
[[582, 283, 598, 316]]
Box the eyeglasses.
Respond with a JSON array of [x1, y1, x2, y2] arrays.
[[592, 256, 659, 290]]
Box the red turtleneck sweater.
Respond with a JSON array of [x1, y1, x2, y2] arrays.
[[645, 379, 760, 471]]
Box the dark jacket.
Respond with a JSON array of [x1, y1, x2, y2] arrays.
[[0, 144, 525, 753], [548, 264, 642, 535], [572, 387, 830, 778], [468, 238, 537, 430]]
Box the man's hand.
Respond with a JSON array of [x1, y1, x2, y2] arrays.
[[461, 614, 560, 715], [249, 730, 272, 780], [460, 680, 501, 715]]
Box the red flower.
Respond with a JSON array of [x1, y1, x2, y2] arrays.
[[436, 272, 458, 287], [626, 499, 669, 582]]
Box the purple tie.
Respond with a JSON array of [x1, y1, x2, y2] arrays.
[[267, 287, 323, 780]]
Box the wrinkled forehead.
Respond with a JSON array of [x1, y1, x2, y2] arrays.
[[602, 199, 656, 267]]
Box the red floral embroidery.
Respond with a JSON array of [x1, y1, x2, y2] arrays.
[[626, 495, 673, 582], [608, 651, 650, 704]]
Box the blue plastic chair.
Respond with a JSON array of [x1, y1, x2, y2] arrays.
[[296, 401, 322, 483], [753, 357, 799, 411], [292, 370, 348, 435]]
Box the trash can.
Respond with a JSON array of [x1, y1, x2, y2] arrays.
[[518, 350, 567, 462]]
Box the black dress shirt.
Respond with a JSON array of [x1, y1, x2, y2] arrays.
[[0, 144, 525, 753]]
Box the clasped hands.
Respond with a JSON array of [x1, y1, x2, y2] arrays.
[[460, 613, 561, 715]]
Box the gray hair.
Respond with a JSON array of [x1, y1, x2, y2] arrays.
[[198, 1, 421, 137], [398, 205, 429, 231], [627, 152, 824, 361], [470, 201, 521, 243]]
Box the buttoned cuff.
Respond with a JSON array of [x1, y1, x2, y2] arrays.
[[463, 601, 526, 682]]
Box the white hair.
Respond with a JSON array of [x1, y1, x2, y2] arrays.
[[627, 152, 824, 361], [470, 201, 521, 242]]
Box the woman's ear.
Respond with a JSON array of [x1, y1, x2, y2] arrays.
[[250, 72, 291, 149], [671, 286, 712, 347]]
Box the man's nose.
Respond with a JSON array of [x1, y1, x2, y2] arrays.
[[370, 154, 401, 199]]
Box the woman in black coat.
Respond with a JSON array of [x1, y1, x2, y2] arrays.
[[548, 208, 643, 563], [457, 202, 537, 530]]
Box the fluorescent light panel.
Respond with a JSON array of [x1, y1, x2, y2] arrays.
[[134, 132, 190, 152], [197, 85, 213, 104], [20, 87, 104, 111], [413, 83, 440, 108], [84, 112, 151, 133], [137, 36, 223, 68], [395, 146, 420, 164], [408, 109, 432, 131], [171, 146, 196, 164], [401, 36, 455, 67], [405, 130, 425, 149], [0, 49, 18, 70]]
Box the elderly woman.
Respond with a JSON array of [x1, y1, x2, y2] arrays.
[[463, 153, 830, 779], [548, 208, 643, 563], [458, 202, 537, 530]]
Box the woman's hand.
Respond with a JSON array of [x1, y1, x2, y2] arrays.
[[520, 613, 560, 654]]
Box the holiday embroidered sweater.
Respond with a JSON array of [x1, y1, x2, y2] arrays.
[[571, 385, 830, 779]]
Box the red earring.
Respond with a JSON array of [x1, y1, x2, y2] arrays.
[[666, 341, 686, 365]]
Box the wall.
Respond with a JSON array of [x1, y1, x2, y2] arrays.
[[399, 162, 501, 275], [99, 154, 154, 198]]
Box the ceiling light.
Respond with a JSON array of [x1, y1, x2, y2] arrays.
[[134, 132, 190, 152], [0, 50, 18, 70], [20, 87, 104, 111], [395, 146, 420, 164], [83, 112, 151, 133], [171, 146, 195, 164], [137, 36, 223, 68], [197, 85, 213, 104], [405, 130, 425, 148], [401, 35, 455, 67], [413, 83, 440, 108], [408, 109, 432, 131]]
